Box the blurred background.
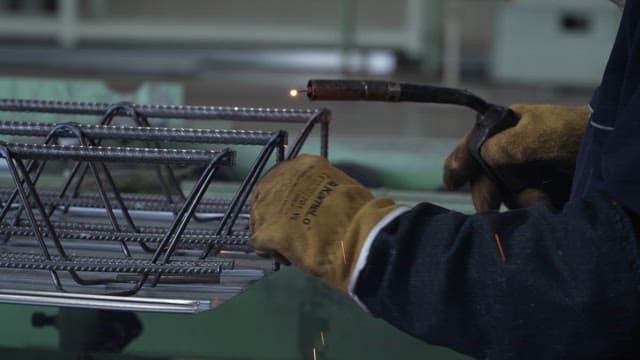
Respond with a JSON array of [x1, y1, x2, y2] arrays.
[[0, 0, 622, 359]]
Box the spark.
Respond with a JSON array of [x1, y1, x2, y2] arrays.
[[320, 331, 325, 346], [289, 89, 306, 98], [340, 241, 347, 264]]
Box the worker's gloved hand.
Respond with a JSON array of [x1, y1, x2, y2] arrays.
[[250, 155, 400, 292], [444, 104, 590, 211]]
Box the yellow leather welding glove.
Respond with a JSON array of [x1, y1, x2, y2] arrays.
[[250, 155, 401, 292], [443, 104, 590, 211]]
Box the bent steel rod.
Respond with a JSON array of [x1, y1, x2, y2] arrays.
[[200, 133, 283, 259]]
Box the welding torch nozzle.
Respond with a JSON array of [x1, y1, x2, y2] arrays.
[[305, 79, 492, 115]]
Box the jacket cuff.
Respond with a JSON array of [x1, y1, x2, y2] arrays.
[[347, 206, 411, 312]]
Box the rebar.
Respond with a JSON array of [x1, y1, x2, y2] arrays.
[[0, 98, 320, 122], [1, 142, 234, 165], [0, 189, 249, 213], [1, 224, 252, 249], [0, 120, 278, 145], [0, 252, 233, 274], [0, 98, 327, 308], [17, 220, 248, 236]]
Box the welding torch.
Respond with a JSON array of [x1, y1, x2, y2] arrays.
[[295, 79, 570, 208]]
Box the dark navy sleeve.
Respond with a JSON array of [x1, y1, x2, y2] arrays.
[[572, 1, 640, 215], [354, 194, 640, 359]]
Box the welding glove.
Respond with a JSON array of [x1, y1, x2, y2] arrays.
[[250, 155, 401, 292], [444, 104, 590, 211]]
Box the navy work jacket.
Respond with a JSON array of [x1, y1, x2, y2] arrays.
[[354, 2, 640, 359], [573, 0, 640, 215]]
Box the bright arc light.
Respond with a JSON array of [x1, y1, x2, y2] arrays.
[[289, 89, 299, 97]]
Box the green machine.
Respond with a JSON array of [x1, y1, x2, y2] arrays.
[[0, 78, 470, 360]]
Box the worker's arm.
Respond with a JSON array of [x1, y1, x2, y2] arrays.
[[251, 155, 640, 358], [353, 195, 640, 359]]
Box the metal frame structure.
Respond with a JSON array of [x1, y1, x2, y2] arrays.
[[0, 99, 331, 313]]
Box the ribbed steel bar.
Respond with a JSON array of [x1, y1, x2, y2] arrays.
[[0, 99, 320, 123], [1, 224, 252, 249], [2, 142, 234, 165], [15, 221, 248, 237], [0, 120, 277, 145], [0, 191, 250, 214], [0, 98, 309, 302], [0, 252, 233, 274]]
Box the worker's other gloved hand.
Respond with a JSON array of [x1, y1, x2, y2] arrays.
[[444, 104, 590, 211], [251, 155, 400, 292]]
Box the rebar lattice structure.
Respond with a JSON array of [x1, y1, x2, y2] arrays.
[[0, 99, 330, 313]]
